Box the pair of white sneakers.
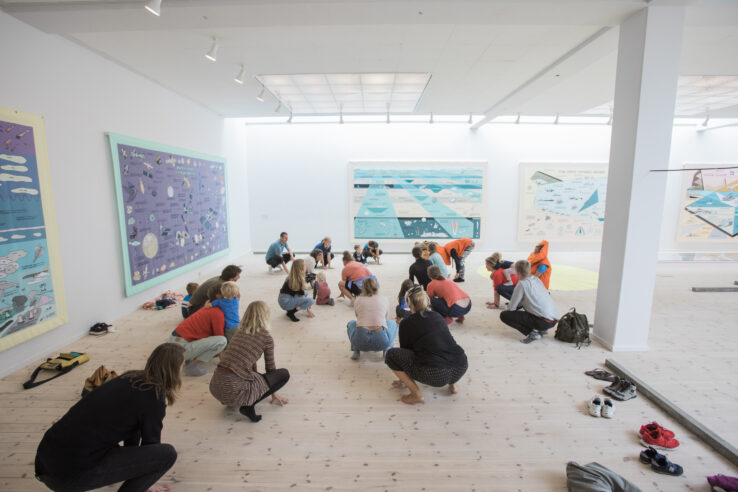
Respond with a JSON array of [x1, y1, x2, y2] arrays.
[[588, 395, 615, 418]]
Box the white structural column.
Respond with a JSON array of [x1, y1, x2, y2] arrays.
[[594, 5, 685, 351]]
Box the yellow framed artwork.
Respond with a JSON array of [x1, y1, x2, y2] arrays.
[[0, 107, 67, 352]]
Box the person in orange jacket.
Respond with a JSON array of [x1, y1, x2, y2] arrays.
[[527, 240, 551, 290], [443, 238, 475, 283]]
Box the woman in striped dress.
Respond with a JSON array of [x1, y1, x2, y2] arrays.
[[209, 301, 290, 422]]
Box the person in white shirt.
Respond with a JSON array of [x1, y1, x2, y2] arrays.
[[346, 277, 398, 361], [500, 260, 559, 344]]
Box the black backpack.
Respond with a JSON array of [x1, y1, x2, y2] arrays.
[[555, 308, 591, 348]]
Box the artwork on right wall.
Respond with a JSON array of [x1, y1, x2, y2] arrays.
[[677, 164, 738, 241], [518, 163, 608, 243]]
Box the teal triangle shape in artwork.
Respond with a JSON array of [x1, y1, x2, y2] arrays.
[[688, 192, 730, 208], [579, 189, 599, 212]]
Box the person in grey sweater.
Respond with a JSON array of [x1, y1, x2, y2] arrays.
[[500, 259, 559, 344]]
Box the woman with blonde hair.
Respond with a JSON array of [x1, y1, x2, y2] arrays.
[[209, 301, 290, 422], [35, 343, 183, 492], [385, 286, 468, 405], [277, 258, 315, 322], [346, 277, 399, 361]]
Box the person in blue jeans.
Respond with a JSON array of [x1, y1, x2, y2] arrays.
[[277, 259, 315, 322], [347, 277, 398, 361]]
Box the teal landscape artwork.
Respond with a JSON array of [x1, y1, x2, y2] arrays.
[[350, 163, 485, 240]]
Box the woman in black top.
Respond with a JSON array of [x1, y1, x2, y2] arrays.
[[277, 258, 315, 322], [35, 343, 184, 492], [385, 286, 468, 404], [408, 245, 433, 289]]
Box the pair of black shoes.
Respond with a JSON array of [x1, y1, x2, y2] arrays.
[[453, 277, 465, 283], [286, 309, 299, 322]]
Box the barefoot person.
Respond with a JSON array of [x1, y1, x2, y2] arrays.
[[35, 343, 183, 492], [385, 286, 468, 405], [277, 259, 315, 322], [346, 277, 399, 361], [484, 253, 518, 309], [209, 301, 290, 422], [337, 250, 375, 305]]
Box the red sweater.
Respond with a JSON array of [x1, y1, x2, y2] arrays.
[[175, 307, 225, 342], [427, 279, 469, 307]]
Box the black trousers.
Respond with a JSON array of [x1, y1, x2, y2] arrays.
[[36, 443, 177, 492], [499, 310, 556, 336], [252, 368, 290, 406], [266, 252, 291, 268]]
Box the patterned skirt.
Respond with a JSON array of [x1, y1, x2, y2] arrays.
[[209, 366, 269, 408]]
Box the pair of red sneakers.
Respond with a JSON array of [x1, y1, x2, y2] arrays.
[[639, 421, 680, 450]]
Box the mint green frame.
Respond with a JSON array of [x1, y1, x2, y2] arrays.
[[107, 132, 230, 296]]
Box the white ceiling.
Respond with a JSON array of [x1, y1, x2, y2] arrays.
[[3, 0, 738, 118]]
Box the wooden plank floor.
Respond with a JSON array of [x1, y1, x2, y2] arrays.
[[1, 253, 736, 491]]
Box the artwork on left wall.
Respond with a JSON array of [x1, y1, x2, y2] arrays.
[[108, 133, 229, 296], [0, 107, 67, 352]]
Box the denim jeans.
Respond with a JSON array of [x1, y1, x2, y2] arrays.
[[429, 296, 471, 318], [450, 245, 474, 278], [278, 294, 314, 311], [346, 319, 399, 352], [36, 443, 177, 492], [496, 284, 515, 300]]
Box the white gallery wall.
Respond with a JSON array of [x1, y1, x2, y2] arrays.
[[242, 121, 738, 254], [0, 12, 250, 378]]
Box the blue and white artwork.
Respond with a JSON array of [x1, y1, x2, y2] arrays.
[[678, 166, 738, 240], [518, 163, 608, 242], [350, 163, 485, 240]]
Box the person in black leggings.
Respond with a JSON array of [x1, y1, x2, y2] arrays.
[[34, 343, 184, 492], [385, 286, 468, 405]]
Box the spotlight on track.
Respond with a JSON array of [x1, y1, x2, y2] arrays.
[[256, 87, 265, 102], [144, 0, 161, 16], [204, 37, 218, 62], [234, 65, 245, 85]]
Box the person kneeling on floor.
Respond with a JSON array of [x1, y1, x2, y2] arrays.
[[500, 259, 559, 344]]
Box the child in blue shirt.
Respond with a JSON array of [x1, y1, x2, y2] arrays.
[[181, 282, 199, 318], [211, 281, 240, 342]]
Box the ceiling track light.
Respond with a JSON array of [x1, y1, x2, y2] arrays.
[[702, 115, 710, 127], [287, 112, 293, 124], [468, 113, 473, 124], [204, 37, 218, 62], [554, 114, 559, 125], [144, 0, 162, 16], [234, 65, 245, 85], [339, 103, 344, 124], [256, 87, 265, 102], [429, 112, 434, 124], [275, 92, 282, 113], [386, 103, 390, 124], [515, 113, 521, 124]]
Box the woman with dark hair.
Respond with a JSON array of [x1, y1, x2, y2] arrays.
[[210, 301, 290, 422], [385, 286, 468, 405], [35, 343, 184, 492]]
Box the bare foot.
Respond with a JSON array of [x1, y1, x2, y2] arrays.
[[306, 309, 316, 318], [148, 484, 170, 492], [391, 380, 405, 388], [485, 303, 499, 310], [449, 383, 459, 394], [401, 393, 425, 405], [270, 393, 289, 405]]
